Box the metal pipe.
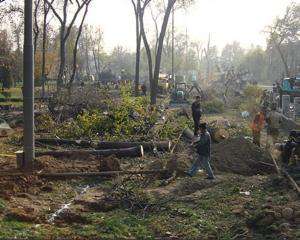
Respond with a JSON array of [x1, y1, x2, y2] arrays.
[[23, 0, 35, 170]]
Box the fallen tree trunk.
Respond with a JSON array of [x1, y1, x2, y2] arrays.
[[96, 141, 171, 152], [182, 127, 229, 143], [0, 170, 167, 178], [39, 170, 168, 178], [183, 128, 194, 141], [33, 146, 144, 159], [36, 138, 92, 147], [35, 139, 171, 152]]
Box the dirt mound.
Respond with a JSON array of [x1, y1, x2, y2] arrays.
[[211, 137, 274, 176]]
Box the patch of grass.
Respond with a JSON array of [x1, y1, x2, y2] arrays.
[[0, 221, 43, 240], [81, 211, 154, 239], [0, 198, 6, 213]]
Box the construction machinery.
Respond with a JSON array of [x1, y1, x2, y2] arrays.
[[276, 75, 300, 106], [280, 76, 300, 96], [170, 80, 189, 105], [158, 73, 171, 95]]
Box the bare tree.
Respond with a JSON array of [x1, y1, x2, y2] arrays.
[[131, 0, 146, 96], [41, 0, 54, 98], [33, 0, 42, 56], [70, 0, 92, 87], [138, 0, 194, 105], [266, 3, 300, 77], [45, 0, 91, 90]]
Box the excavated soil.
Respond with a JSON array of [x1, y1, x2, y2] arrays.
[[211, 137, 275, 176]]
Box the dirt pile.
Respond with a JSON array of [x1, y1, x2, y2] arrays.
[[211, 137, 274, 176]]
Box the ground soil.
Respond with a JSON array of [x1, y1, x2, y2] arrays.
[[0, 110, 299, 239], [211, 137, 275, 176]]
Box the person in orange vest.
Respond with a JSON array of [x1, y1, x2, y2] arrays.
[[251, 111, 265, 147]]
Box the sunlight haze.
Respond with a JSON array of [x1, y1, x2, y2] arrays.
[[87, 0, 297, 52]]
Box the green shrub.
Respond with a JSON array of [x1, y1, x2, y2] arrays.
[[239, 84, 263, 115], [56, 86, 157, 141], [202, 99, 225, 114]]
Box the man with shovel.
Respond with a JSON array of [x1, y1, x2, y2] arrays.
[[187, 123, 215, 180]]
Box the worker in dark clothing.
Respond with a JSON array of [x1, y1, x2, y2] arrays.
[[191, 96, 202, 136], [187, 123, 215, 179], [276, 131, 299, 167]]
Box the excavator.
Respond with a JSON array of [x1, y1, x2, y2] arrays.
[[169, 76, 203, 105], [277, 75, 300, 107]]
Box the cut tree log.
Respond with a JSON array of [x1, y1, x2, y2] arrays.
[[16, 146, 144, 160], [183, 128, 194, 141], [0, 170, 168, 178], [96, 141, 171, 152], [36, 138, 92, 147], [210, 128, 230, 143], [182, 127, 229, 143], [38, 170, 167, 178], [35, 139, 171, 152]]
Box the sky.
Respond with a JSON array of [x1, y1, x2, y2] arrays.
[[86, 0, 298, 52]]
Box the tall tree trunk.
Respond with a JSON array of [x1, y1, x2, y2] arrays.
[[138, 2, 153, 102], [93, 49, 100, 80], [58, 28, 66, 90], [85, 42, 91, 76], [41, 0, 48, 98], [276, 43, 290, 77], [134, 12, 141, 97], [33, 0, 41, 56], [70, 3, 89, 89], [152, 0, 175, 105]]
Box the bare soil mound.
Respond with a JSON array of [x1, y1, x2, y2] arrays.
[[211, 137, 274, 176]]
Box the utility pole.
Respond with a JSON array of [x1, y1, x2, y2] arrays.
[[23, 0, 35, 170], [171, 6, 175, 87]]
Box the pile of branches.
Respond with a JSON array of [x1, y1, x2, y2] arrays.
[[106, 177, 172, 217], [47, 86, 112, 122]]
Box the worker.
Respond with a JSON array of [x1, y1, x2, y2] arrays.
[[266, 103, 282, 148], [187, 123, 215, 180], [141, 84, 147, 96], [276, 131, 299, 167], [251, 111, 265, 147], [191, 96, 202, 137], [260, 90, 271, 111]]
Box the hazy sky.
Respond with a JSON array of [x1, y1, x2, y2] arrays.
[[87, 0, 297, 52]]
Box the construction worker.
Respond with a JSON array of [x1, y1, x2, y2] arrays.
[[266, 103, 282, 148], [251, 111, 265, 147], [260, 90, 270, 111], [187, 123, 215, 180], [275, 131, 299, 167], [191, 96, 202, 137]]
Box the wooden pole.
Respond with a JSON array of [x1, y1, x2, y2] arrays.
[[282, 169, 300, 195], [270, 153, 300, 196]]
